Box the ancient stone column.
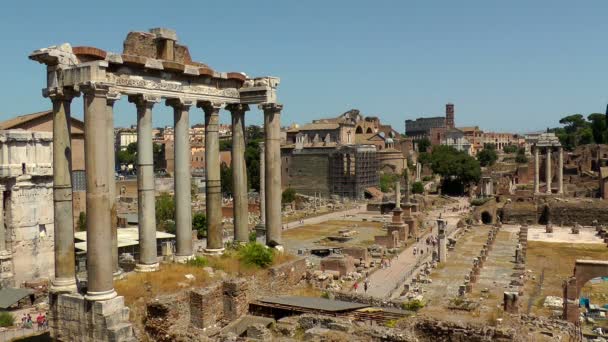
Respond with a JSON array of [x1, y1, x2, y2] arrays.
[[0, 185, 4, 252], [199, 102, 223, 253], [260, 103, 283, 248], [395, 181, 401, 208], [82, 83, 116, 301], [534, 147, 540, 194], [546, 147, 552, 194], [227, 104, 250, 243], [129, 94, 160, 272], [258, 142, 266, 227], [437, 219, 447, 262], [106, 91, 121, 277], [558, 146, 564, 194], [168, 98, 195, 262], [48, 87, 77, 293]]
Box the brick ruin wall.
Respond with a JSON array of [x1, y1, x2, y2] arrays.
[[501, 199, 608, 225], [144, 258, 307, 339]]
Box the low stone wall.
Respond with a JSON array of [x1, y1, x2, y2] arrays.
[[411, 318, 516, 341], [328, 290, 404, 309], [501, 202, 537, 224], [548, 200, 608, 225], [266, 257, 307, 293]]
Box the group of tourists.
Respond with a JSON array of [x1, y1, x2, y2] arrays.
[[353, 278, 370, 293], [21, 312, 47, 330]]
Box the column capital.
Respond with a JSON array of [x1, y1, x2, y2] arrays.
[[106, 89, 121, 105], [197, 101, 223, 114], [225, 103, 250, 114], [44, 87, 79, 101], [166, 97, 195, 110], [78, 82, 113, 97], [128, 94, 161, 108], [258, 103, 283, 113]]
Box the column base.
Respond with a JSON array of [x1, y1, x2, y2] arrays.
[[174, 254, 195, 263], [113, 269, 125, 280], [135, 263, 160, 273], [203, 248, 225, 256], [50, 277, 77, 294], [255, 224, 266, 237], [84, 288, 117, 301]]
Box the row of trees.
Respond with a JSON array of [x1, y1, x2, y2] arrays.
[[155, 193, 207, 238], [550, 113, 607, 150]]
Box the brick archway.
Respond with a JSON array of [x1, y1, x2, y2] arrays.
[[563, 260, 608, 322]]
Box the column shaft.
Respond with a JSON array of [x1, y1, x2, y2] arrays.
[[169, 98, 194, 259], [558, 147, 564, 194], [261, 103, 283, 247], [83, 84, 116, 300], [106, 92, 120, 275], [546, 148, 552, 194], [200, 102, 223, 251], [534, 147, 539, 194], [49, 89, 77, 292], [228, 104, 250, 243], [130, 95, 159, 270], [0, 185, 4, 252], [259, 143, 266, 225]]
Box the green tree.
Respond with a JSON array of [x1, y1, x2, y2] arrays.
[[503, 144, 518, 154], [427, 145, 480, 195], [152, 143, 165, 171], [515, 148, 528, 164], [379, 173, 399, 193], [219, 139, 232, 151], [415, 138, 431, 153], [77, 212, 86, 232], [588, 113, 607, 144], [477, 146, 498, 167], [238, 242, 274, 268], [411, 181, 424, 194], [192, 212, 207, 239], [417, 152, 431, 166], [117, 150, 135, 165], [155, 193, 175, 232], [0, 312, 14, 327], [282, 187, 296, 204], [220, 163, 233, 194]]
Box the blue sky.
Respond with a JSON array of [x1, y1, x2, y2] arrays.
[[1, 0, 607, 133]]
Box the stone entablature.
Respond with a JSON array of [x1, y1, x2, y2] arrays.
[[30, 28, 279, 106], [0, 130, 52, 178]]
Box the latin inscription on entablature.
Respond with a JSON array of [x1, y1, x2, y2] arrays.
[[108, 74, 240, 99]]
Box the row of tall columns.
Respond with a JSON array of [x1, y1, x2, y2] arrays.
[[533, 146, 563, 195], [49, 84, 283, 300]]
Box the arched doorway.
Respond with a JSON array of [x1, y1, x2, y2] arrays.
[[563, 260, 608, 322], [355, 126, 363, 134], [481, 211, 493, 224], [366, 127, 373, 134]]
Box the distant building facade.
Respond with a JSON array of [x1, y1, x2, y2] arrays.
[[405, 103, 455, 145]]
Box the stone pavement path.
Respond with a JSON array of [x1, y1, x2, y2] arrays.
[[363, 197, 469, 298], [282, 204, 368, 231]]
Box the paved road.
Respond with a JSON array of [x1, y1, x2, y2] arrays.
[[362, 197, 469, 298]]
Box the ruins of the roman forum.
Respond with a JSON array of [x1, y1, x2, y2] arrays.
[[0, 21, 606, 342]]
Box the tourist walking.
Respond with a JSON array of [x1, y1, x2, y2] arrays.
[[353, 282, 359, 292]]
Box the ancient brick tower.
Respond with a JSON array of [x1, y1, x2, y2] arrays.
[[445, 103, 455, 129]]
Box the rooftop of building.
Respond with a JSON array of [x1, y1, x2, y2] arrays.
[[0, 110, 84, 132]]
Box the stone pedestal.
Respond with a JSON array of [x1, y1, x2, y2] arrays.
[[49, 292, 135, 342], [503, 292, 519, 313]]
